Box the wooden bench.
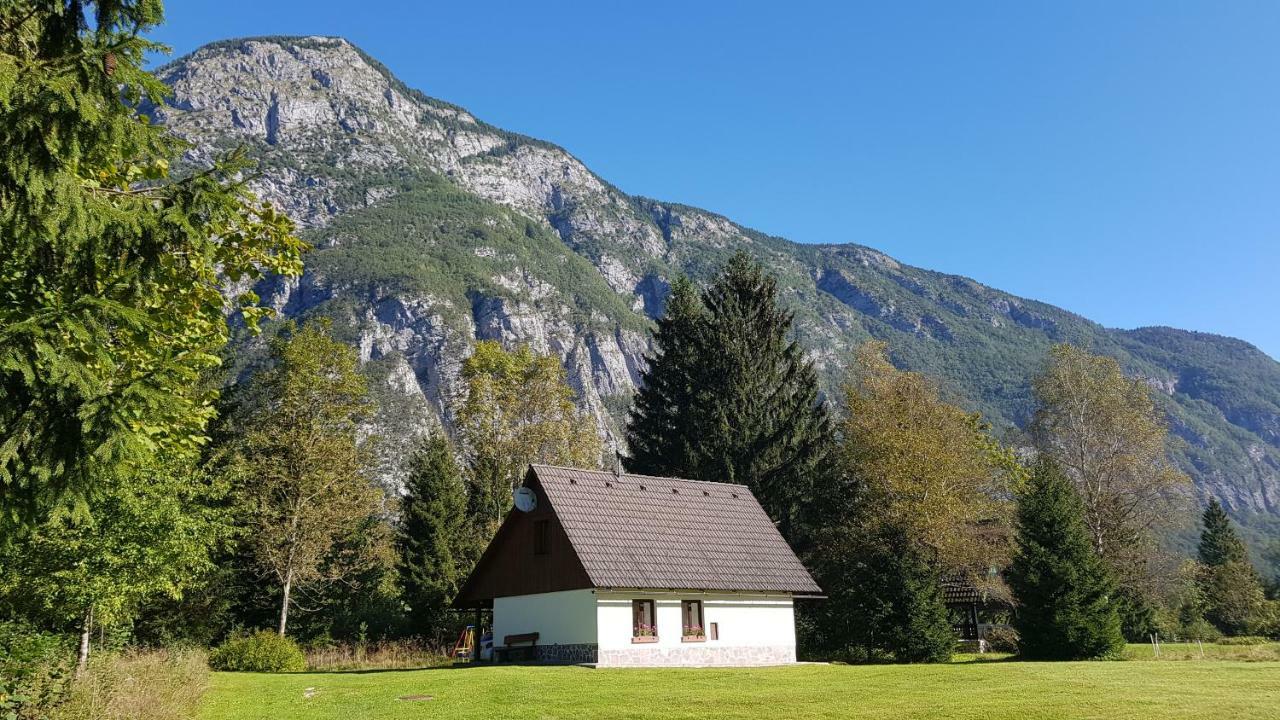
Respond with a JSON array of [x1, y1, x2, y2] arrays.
[[494, 632, 539, 662]]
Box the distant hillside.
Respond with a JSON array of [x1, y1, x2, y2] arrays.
[[153, 36, 1280, 539]]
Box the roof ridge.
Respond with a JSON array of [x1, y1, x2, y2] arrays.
[[530, 463, 753, 490]]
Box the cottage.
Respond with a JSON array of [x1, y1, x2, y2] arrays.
[[453, 464, 823, 667]]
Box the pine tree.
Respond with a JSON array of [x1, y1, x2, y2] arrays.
[[1199, 499, 1247, 567], [808, 518, 954, 663], [624, 276, 705, 477], [1196, 499, 1265, 635], [626, 252, 833, 543], [0, 2, 304, 530], [1008, 458, 1124, 660], [396, 434, 471, 637]]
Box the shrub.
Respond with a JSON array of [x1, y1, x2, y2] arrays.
[[1217, 635, 1271, 646], [985, 627, 1020, 654], [50, 649, 208, 720], [1180, 618, 1223, 643], [208, 632, 306, 673], [0, 622, 73, 720]]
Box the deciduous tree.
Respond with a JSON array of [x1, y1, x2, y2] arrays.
[[455, 341, 601, 532], [1030, 344, 1188, 606], [230, 322, 384, 636], [839, 341, 1019, 579], [0, 1, 305, 530], [0, 459, 228, 672]]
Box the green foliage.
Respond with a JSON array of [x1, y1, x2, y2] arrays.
[[301, 173, 643, 333], [456, 341, 601, 532], [0, 2, 304, 530], [624, 276, 705, 478], [1008, 459, 1125, 660], [984, 626, 1020, 654], [209, 632, 306, 673], [0, 622, 73, 720], [396, 434, 471, 639], [1195, 499, 1267, 635], [226, 321, 386, 637], [625, 252, 834, 544], [808, 519, 954, 664], [1200, 499, 1249, 567], [837, 341, 1016, 576], [0, 459, 228, 663]]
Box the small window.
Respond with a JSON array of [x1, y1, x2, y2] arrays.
[[533, 520, 549, 555], [682, 600, 705, 639], [709, 622, 719, 641], [632, 599, 656, 639]]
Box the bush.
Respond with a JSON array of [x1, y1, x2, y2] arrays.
[[1180, 618, 1223, 643], [50, 649, 208, 720], [1217, 635, 1271, 646], [985, 626, 1020, 654], [0, 622, 73, 720], [208, 632, 306, 673]]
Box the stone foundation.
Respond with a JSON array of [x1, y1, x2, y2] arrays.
[[535, 643, 599, 664], [596, 645, 796, 667]]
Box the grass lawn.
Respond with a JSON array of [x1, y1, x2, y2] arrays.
[[200, 650, 1280, 720]]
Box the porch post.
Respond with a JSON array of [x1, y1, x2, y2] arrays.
[[474, 607, 483, 661]]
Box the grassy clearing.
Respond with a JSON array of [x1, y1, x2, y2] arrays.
[[303, 641, 453, 672], [1122, 641, 1280, 661], [53, 649, 209, 720], [200, 652, 1280, 720]]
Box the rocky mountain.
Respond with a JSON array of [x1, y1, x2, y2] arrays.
[[154, 36, 1280, 531]]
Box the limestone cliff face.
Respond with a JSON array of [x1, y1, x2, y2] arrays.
[[158, 36, 1280, 518]]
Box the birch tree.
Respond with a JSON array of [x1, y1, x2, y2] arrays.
[[232, 322, 383, 636], [1031, 344, 1188, 590]]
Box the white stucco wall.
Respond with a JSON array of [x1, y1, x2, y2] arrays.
[[492, 589, 598, 646], [595, 591, 795, 651]]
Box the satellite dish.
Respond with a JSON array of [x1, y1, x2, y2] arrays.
[[514, 486, 538, 513]]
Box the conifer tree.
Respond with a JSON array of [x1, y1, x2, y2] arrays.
[[1199, 499, 1247, 567], [1196, 499, 1265, 635], [624, 276, 705, 477], [808, 518, 954, 663], [625, 252, 833, 543], [0, 1, 304, 530], [396, 434, 471, 637], [1008, 458, 1124, 660]]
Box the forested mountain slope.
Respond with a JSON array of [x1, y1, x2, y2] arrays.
[[154, 36, 1280, 525]]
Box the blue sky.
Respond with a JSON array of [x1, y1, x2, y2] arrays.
[[151, 1, 1280, 358]]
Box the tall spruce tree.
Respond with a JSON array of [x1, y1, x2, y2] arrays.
[[396, 434, 471, 638], [624, 276, 705, 477], [625, 252, 833, 543], [1008, 458, 1124, 660], [1196, 499, 1265, 635], [808, 517, 954, 663], [0, 1, 303, 530], [1199, 499, 1247, 567]]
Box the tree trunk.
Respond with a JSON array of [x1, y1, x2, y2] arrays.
[[278, 570, 292, 636], [76, 606, 92, 676]]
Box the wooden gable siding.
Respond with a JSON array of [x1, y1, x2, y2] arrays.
[[453, 474, 593, 607]]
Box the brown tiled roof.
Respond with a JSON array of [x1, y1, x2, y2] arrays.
[[529, 464, 822, 595]]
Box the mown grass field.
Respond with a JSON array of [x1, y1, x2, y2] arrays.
[[200, 647, 1280, 720]]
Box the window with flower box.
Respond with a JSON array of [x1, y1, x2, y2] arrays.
[[681, 600, 705, 641], [632, 599, 657, 642]]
